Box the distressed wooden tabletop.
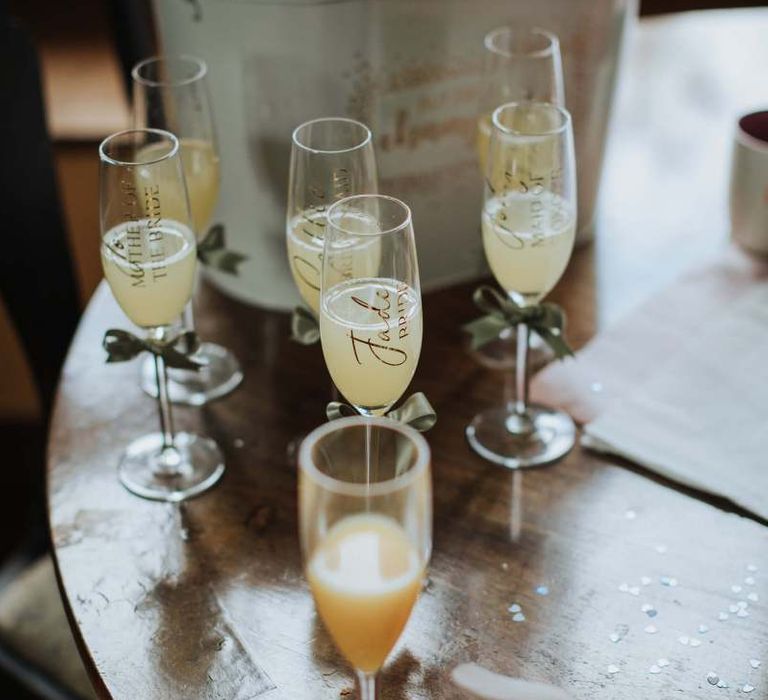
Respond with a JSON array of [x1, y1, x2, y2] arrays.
[[48, 10, 768, 700]]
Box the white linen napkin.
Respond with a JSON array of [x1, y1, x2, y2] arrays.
[[584, 283, 768, 519]]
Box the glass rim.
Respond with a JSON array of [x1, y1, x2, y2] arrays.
[[98, 128, 180, 167], [131, 54, 208, 87], [484, 26, 559, 59], [491, 101, 572, 137], [292, 117, 372, 155], [298, 416, 430, 498], [326, 194, 412, 238]]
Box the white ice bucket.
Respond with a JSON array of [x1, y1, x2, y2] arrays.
[[153, 0, 636, 309]]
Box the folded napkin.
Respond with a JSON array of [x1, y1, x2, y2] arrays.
[[532, 254, 768, 520]]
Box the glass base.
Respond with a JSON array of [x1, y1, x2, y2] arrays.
[[118, 431, 225, 502], [466, 403, 575, 469], [141, 342, 243, 406], [467, 329, 554, 372]]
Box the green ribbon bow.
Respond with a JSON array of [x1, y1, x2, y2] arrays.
[[103, 329, 203, 371], [463, 285, 574, 360], [197, 224, 248, 275], [290, 306, 320, 345], [326, 392, 437, 432]]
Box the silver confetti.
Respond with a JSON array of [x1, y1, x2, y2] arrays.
[[717, 680, 728, 689], [619, 582, 630, 593], [698, 624, 709, 634], [508, 603, 522, 614], [591, 381, 604, 394], [607, 664, 620, 675], [732, 585, 743, 594], [749, 659, 760, 669], [641, 603, 654, 613], [745, 576, 756, 586], [629, 586, 640, 596], [644, 624, 658, 634], [608, 624, 629, 644], [658, 658, 670, 668], [718, 612, 729, 621], [747, 592, 759, 602], [742, 684, 755, 694], [641, 576, 652, 586], [707, 672, 719, 685], [655, 544, 668, 554], [737, 608, 749, 618], [609, 632, 620, 643], [730, 604, 740, 613], [690, 638, 701, 648], [535, 585, 549, 596], [660, 576, 678, 587], [512, 612, 525, 622], [679, 636, 690, 646], [649, 665, 661, 674], [747, 564, 758, 573], [625, 509, 637, 520]]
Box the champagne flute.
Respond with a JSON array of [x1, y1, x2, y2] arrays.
[[466, 102, 577, 468], [132, 55, 243, 406], [299, 416, 432, 700], [320, 195, 422, 417], [473, 27, 565, 369], [99, 128, 224, 500], [287, 117, 378, 317]]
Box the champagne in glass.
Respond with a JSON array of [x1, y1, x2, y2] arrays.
[[99, 128, 224, 501], [287, 118, 378, 315], [133, 55, 242, 406], [466, 102, 577, 469], [320, 195, 422, 417], [299, 416, 432, 698]]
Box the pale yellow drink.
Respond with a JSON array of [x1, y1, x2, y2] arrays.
[[101, 220, 197, 328], [138, 138, 220, 237], [286, 209, 326, 314], [320, 278, 422, 413], [307, 513, 423, 674], [482, 192, 575, 304]]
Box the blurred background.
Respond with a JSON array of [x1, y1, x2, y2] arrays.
[[0, 0, 764, 697]]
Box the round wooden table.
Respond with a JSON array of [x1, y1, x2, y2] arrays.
[[49, 10, 768, 699]]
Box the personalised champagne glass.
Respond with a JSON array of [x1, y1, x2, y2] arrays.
[[299, 416, 432, 700], [99, 129, 224, 500], [320, 195, 422, 417], [132, 55, 243, 406], [467, 102, 577, 468], [287, 117, 378, 317]]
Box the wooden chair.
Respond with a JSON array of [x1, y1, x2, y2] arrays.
[[0, 6, 95, 699]]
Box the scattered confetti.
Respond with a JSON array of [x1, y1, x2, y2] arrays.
[[738, 601, 749, 610], [658, 658, 670, 668], [644, 624, 658, 634], [730, 604, 740, 613], [747, 592, 759, 602], [607, 665, 620, 675], [679, 636, 690, 646], [625, 510, 637, 520], [619, 583, 629, 593], [690, 638, 701, 648], [698, 624, 709, 634], [591, 381, 604, 394], [629, 586, 640, 596], [749, 659, 760, 669], [707, 672, 719, 685], [508, 604, 522, 614], [718, 612, 729, 621], [535, 585, 549, 596], [747, 564, 758, 573], [512, 612, 525, 622], [732, 585, 743, 594], [717, 680, 728, 689], [742, 684, 755, 694], [737, 609, 749, 618], [641, 576, 652, 586], [609, 633, 620, 643], [655, 544, 668, 554], [233, 438, 245, 448], [641, 604, 658, 618], [649, 664, 661, 674], [660, 576, 678, 587], [608, 624, 629, 643], [745, 576, 756, 586]]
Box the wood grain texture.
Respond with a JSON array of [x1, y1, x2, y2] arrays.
[[48, 10, 768, 700]]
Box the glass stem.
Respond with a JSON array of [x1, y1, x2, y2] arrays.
[[514, 322, 530, 417], [153, 341, 181, 474], [356, 671, 378, 700], [182, 300, 196, 333]]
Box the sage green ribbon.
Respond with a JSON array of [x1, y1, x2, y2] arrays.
[[326, 392, 437, 432], [463, 285, 574, 360], [103, 329, 203, 371], [197, 224, 248, 275], [290, 306, 320, 345]]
